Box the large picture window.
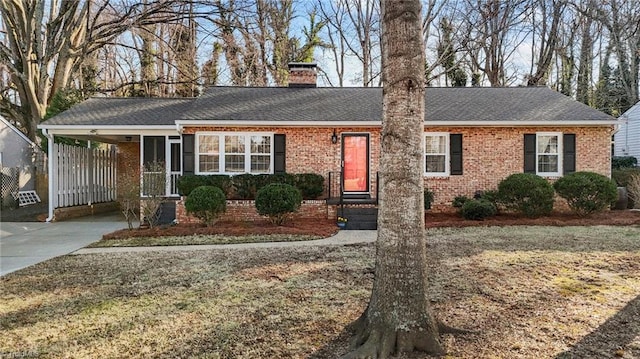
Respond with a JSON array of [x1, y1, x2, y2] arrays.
[[424, 133, 449, 176], [536, 132, 562, 176], [196, 133, 273, 174]]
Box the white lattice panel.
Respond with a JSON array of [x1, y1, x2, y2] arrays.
[[18, 190, 41, 206]]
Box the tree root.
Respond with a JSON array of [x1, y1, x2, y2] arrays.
[[341, 317, 475, 358], [342, 320, 445, 359], [438, 320, 478, 335]]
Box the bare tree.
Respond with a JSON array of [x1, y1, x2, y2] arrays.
[[574, 0, 599, 103], [596, 0, 640, 105], [526, 0, 567, 86], [317, 0, 380, 87], [459, 0, 530, 86], [0, 0, 195, 142]]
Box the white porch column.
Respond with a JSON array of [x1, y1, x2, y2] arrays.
[[44, 130, 55, 222]]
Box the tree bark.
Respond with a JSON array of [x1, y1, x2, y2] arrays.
[[341, 0, 443, 358]]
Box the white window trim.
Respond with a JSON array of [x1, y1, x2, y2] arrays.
[[536, 132, 563, 177], [195, 132, 274, 175], [424, 132, 450, 177]]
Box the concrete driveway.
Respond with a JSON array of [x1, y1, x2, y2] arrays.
[[0, 213, 127, 276]]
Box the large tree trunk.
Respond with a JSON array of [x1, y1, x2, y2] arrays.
[[341, 0, 443, 358]]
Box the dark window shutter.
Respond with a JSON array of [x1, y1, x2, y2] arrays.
[[450, 134, 463, 175], [524, 134, 536, 173], [182, 134, 195, 175], [563, 133, 576, 174], [274, 134, 286, 174], [143, 136, 165, 167]]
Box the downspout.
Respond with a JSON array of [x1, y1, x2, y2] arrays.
[[42, 129, 55, 222]]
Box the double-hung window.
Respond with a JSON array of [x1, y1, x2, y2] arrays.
[[424, 133, 449, 176], [196, 133, 273, 174], [536, 132, 562, 176]]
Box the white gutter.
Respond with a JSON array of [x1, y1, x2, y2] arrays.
[[175, 119, 618, 128], [42, 129, 55, 222], [37, 124, 176, 130]]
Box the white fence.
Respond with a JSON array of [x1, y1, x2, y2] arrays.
[[52, 143, 117, 208]]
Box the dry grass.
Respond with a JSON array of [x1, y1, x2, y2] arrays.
[[88, 233, 323, 248], [2, 225, 640, 358]]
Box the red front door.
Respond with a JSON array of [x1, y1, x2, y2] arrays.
[[342, 134, 369, 192]]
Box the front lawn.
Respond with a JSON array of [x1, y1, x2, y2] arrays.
[[2, 225, 640, 358]]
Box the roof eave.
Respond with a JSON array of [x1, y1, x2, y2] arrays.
[[175, 120, 382, 128], [177, 119, 618, 127], [38, 124, 176, 130]]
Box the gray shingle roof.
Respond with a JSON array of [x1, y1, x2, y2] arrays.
[[41, 86, 615, 127], [182, 87, 381, 122], [42, 97, 194, 126], [424, 87, 614, 122]]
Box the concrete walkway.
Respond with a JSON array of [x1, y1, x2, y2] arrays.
[[73, 230, 377, 255], [0, 213, 127, 276]]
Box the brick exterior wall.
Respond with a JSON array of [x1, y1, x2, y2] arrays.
[[140, 125, 613, 215], [176, 198, 330, 223], [421, 126, 613, 210]]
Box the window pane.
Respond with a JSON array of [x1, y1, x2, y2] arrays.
[[199, 135, 219, 153], [426, 155, 446, 173], [251, 155, 271, 173], [426, 135, 446, 154], [251, 136, 271, 154], [538, 155, 558, 173], [225, 135, 245, 153], [199, 155, 219, 172], [537, 135, 558, 154], [225, 154, 245, 172]]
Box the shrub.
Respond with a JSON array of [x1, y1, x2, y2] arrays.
[[461, 199, 496, 220], [294, 173, 325, 199], [180, 173, 323, 200], [452, 195, 470, 209], [612, 156, 638, 169], [177, 175, 232, 197], [554, 172, 618, 216], [612, 167, 640, 187], [208, 175, 233, 196], [497, 173, 554, 218], [478, 189, 501, 214], [185, 186, 226, 226], [424, 188, 435, 210], [255, 183, 302, 225], [627, 173, 640, 209], [232, 173, 258, 199]]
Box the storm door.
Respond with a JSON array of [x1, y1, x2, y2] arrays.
[[342, 134, 370, 193]]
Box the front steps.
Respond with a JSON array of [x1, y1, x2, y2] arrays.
[[339, 207, 378, 230]]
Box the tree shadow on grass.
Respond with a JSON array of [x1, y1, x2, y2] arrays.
[[307, 327, 353, 359], [555, 294, 640, 359]]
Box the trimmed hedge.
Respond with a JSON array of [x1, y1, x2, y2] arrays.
[[176, 175, 232, 196], [612, 156, 638, 169], [294, 173, 325, 199], [497, 173, 554, 218], [255, 183, 302, 225], [176, 173, 324, 200], [553, 171, 617, 217], [184, 186, 226, 226]]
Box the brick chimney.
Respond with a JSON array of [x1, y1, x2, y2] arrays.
[[288, 62, 317, 88]]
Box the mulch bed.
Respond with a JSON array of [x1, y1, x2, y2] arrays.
[[425, 210, 640, 228], [102, 218, 340, 240], [102, 210, 640, 240]]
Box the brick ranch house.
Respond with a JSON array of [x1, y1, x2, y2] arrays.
[[39, 63, 618, 228]]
